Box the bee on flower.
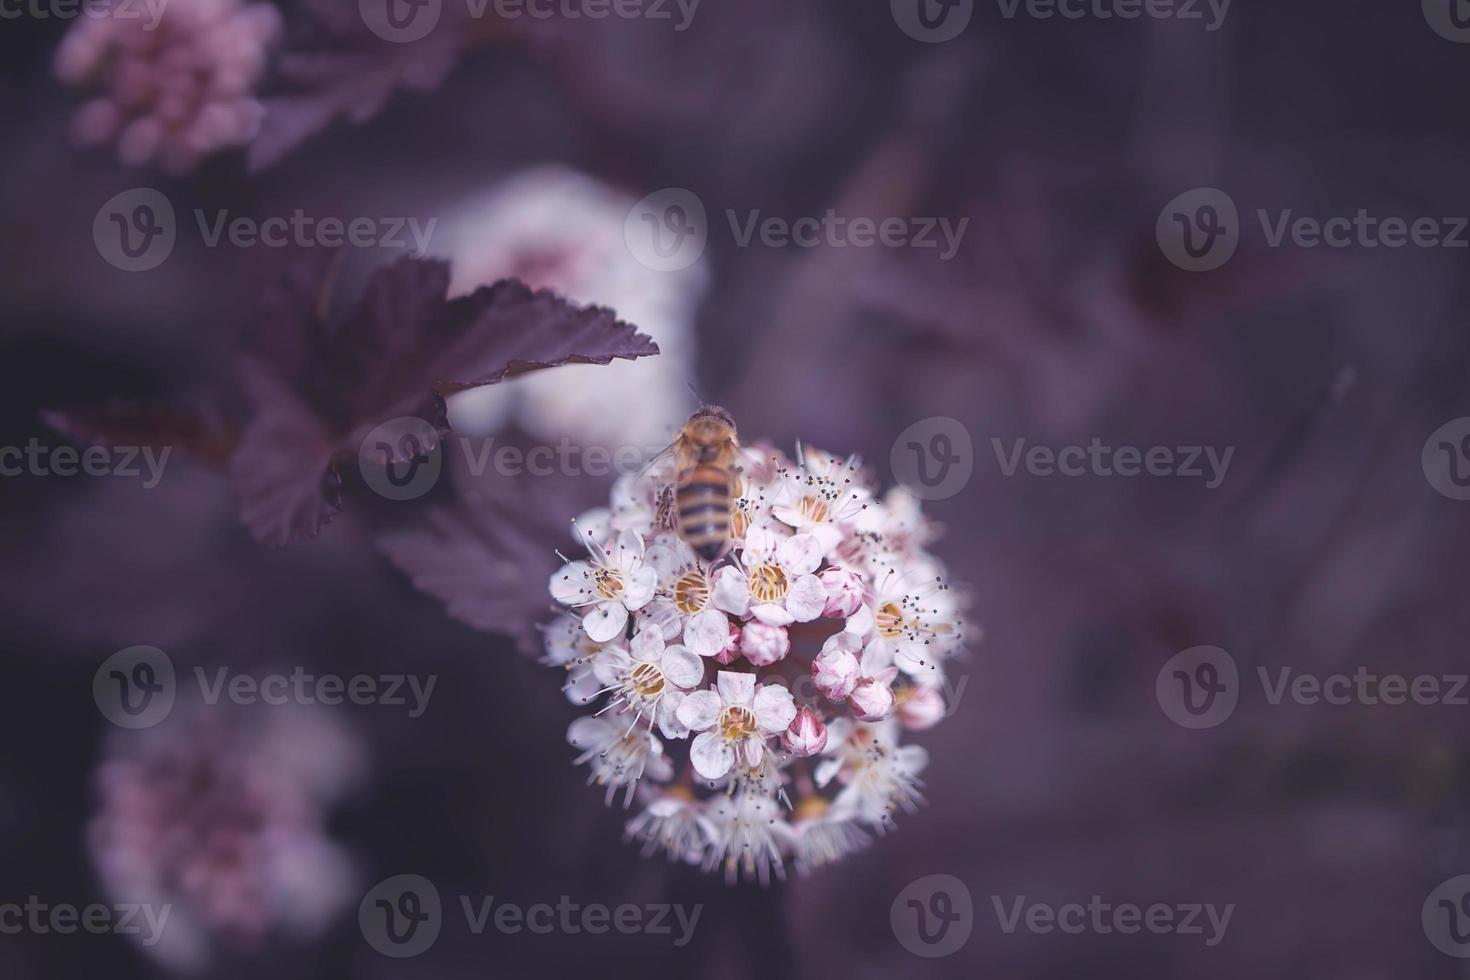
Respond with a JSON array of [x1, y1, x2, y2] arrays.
[[543, 419, 972, 881]]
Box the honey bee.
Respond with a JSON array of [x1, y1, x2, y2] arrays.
[[655, 405, 740, 562]]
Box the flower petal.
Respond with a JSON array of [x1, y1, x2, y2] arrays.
[[742, 523, 775, 563], [613, 528, 645, 571], [751, 602, 795, 627], [567, 716, 611, 750], [657, 692, 690, 739], [660, 645, 705, 690], [785, 574, 826, 622], [630, 626, 664, 662], [777, 533, 823, 576], [549, 561, 595, 606], [683, 608, 729, 657], [753, 683, 797, 733], [716, 670, 757, 707], [563, 667, 602, 707], [689, 731, 734, 780], [622, 565, 658, 611], [845, 603, 875, 637], [712, 565, 750, 616], [741, 736, 764, 769], [676, 689, 722, 730], [592, 645, 633, 685], [583, 601, 628, 643]]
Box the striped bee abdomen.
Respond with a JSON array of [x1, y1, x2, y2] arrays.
[[677, 462, 732, 561]]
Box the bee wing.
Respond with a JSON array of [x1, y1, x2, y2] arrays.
[[637, 438, 678, 480]]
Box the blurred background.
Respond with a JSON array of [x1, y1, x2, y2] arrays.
[[5, 1, 1470, 977]]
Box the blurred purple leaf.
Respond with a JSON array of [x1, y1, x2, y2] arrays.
[[374, 493, 559, 657], [235, 252, 658, 546]]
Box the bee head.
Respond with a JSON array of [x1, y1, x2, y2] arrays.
[[687, 404, 737, 442]]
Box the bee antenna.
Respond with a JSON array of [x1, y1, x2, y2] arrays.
[[686, 381, 705, 407]]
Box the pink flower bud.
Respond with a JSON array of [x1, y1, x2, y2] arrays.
[[851, 667, 897, 721], [897, 685, 945, 730], [713, 621, 743, 665], [819, 568, 865, 618], [812, 643, 861, 702], [740, 621, 789, 667], [782, 707, 828, 757]]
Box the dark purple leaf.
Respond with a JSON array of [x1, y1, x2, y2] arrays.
[[234, 253, 658, 545]]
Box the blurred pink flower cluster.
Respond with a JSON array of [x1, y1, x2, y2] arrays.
[[88, 705, 364, 972], [54, 0, 281, 173]]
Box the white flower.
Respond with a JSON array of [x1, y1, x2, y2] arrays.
[[541, 614, 603, 706], [624, 786, 706, 863], [676, 671, 797, 780], [775, 796, 871, 875], [847, 568, 965, 683], [714, 525, 826, 627], [646, 537, 729, 657], [811, 631, 862, 701], [550, 528, 658, 642], [816, 719, 928, 831], [592, 628, 704, 738], [567, 714, 673, 808], [770, 445, 870, 554], [697, 789, 787, 884]]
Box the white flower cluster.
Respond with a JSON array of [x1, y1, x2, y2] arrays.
[[54, 0, 281, 173], [545, 442, 968, 883]]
